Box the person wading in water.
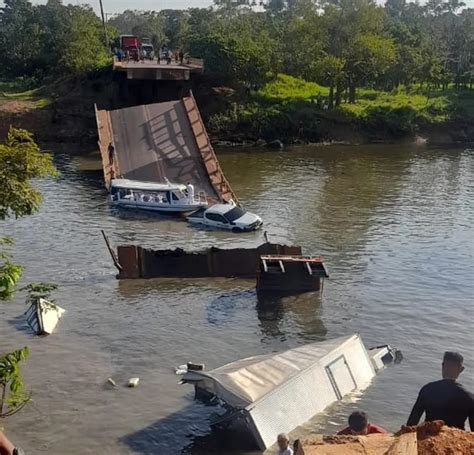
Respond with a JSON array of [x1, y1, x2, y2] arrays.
[[337, 411, 387, 435]]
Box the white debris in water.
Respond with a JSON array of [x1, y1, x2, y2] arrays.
[[127, 377, 140, 387], [107, 377, 117, 387], [414, 135, 428, 146]]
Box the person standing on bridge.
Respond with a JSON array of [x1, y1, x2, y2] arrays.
[[108, 142, 115, 166], [186, 182, 195, 203]]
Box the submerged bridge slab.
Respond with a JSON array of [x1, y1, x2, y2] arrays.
[[95, 94, 236, 204]]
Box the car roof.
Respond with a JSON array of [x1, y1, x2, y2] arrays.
[[207, 204, 241, 215]]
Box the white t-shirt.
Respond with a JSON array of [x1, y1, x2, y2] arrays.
[[186, 184, 195, 200], [277, 448, 293, 455]]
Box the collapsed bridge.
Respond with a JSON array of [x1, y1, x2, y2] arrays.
[[95, 92, 237, 204]]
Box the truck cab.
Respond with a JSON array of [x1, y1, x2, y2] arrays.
[[141, 43, 155, 60], [120, 35, 141, 60]]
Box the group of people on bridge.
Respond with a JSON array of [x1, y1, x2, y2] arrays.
[[114, 46, 185, 65]]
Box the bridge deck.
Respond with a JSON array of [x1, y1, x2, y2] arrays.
[[95, 95, 236, 204], [113, 57, 204, 80]]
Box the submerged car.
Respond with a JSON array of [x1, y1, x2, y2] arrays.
[[187, 204, 262, 232]]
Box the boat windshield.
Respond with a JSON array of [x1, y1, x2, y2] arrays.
[[224, 206, 246, 222]]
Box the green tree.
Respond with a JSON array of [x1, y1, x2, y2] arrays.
[[189, 12, 277, 87], [60, 5, 110, 73], [283, 12, 326, 79], [0, 128, 57, 220], [0, 0, 42, 76], [35, 0, 70, 73], [0, 127, 57, 299], [312, 55, 345, 107], [22, 282, 58, 305], [345, 33, 397, 100], [0, 238, 22, 300], [159, 9, 190, 49], [108, 9, 147, 35], [132, 13, 166, 50], [0, 347, 31, 418]]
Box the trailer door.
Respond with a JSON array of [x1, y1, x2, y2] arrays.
[[325, 355, 357, 400]]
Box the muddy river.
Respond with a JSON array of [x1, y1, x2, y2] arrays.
[[1, 144, 473, 454]]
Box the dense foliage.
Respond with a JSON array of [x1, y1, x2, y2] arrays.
[[0, 0, 472, 140], [0, 346, 31, 418], [0, 127, 57, 220], [0, 127, 57, 300], [107, 0, 473, 99], [0, 0, 114, 78], [1, 0, 471, 92], [213, 73, 474, 141]]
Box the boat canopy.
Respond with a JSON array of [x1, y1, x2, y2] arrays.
[[183, 334, 362, 408], [110, 178, 186, 192]]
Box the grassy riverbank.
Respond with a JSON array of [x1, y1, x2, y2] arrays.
[[1, 72, 473, 146], [0, 71, 114, 143], [205, 74, 474, 144]]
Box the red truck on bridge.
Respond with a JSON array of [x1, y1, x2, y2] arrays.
[[120, 35, 140, 61]]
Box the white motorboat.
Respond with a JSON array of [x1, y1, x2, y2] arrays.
[[109, 179, 207, 213], [179, 334, 402, 450]]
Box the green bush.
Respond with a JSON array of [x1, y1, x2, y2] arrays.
[[209, 73, 474, 141], [257, 74, 328, 101]]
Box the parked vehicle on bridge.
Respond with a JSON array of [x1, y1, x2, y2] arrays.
[[187, 203, 262, 232], [120, 35, 141, 61], [109, 179, 207, 213], [141, 42, 155, 60], [120, 35, 140, 50]]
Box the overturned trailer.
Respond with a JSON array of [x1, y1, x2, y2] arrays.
[[179, 334, 401, 450], [116, 242, 302, 279]]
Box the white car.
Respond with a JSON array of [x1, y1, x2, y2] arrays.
[[187, 204, 262, 232]]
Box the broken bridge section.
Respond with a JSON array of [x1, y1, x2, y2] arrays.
[[95, 92, 237, 204]]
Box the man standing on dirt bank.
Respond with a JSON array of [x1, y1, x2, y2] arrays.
[[407, 351, 474, 430]]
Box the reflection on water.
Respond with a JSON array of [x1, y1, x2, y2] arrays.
[[256, 293, 327, 342], [0, 145, 473, 454]]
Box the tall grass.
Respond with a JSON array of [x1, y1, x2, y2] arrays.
[[257, 74, 329, 101], [0, 79, 52, 107], [210, 73, 474, 141]]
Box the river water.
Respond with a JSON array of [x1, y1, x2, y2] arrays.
[[1, 144, 473, 454]]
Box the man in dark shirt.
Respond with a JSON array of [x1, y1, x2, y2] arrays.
[[108, 142, 115, 166], [407, 351, 474, 430]]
